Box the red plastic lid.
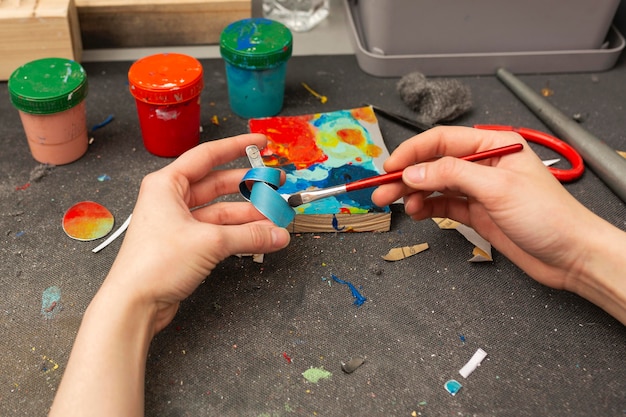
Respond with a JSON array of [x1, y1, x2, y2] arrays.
[[128, 53, 204, 105]]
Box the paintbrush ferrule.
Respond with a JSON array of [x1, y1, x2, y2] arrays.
[[295, 184, 348, 205]]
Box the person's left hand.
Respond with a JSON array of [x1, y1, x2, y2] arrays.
[[103, 133, 291, 334]]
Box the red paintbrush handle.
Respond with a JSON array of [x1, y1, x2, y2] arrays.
[[344, 143, 524, 192]]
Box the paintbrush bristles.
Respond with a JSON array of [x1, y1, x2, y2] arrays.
[[287, 193, 304, 207]]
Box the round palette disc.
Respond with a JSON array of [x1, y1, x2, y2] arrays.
[[62, 201, 115, 241]]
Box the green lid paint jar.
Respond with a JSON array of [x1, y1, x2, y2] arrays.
[[8, 57, 88, 165], [220, 18, 293, 118]]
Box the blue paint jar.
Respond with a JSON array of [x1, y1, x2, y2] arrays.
[[220, 18, 293, 118]]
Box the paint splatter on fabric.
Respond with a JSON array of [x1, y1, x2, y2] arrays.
[[331, 274, 366, 306], [41, 286, 61, 319], [302, 367, 332, 383], [444, 379, 463, 396], [90, 114, 114, 132], [249, 106, 391, 216]]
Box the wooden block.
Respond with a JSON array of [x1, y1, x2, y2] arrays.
[[0, 0, 82, 81], [75, 0, 251, 49]]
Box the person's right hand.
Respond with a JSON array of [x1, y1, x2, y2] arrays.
[[372, 126, 614, 294]]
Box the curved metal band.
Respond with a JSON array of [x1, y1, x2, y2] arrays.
[[239, 167, 295, 228]]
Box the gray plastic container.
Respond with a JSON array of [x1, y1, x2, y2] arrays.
[[354, 0, 620, 55], [345, 0, 625, 76]]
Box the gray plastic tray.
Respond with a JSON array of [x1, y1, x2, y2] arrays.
[[345, 0, 626, 77]]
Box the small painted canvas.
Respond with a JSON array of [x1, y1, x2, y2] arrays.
[[248, 106, 391, 232]]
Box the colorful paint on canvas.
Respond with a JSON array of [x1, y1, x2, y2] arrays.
[[248, 106, 390, 215]]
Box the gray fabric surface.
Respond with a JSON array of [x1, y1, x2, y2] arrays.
[[1, 54, 625, 416]]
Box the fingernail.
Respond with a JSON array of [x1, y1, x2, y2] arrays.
[[404, 165, 426, 183], [272, 228, 290, 247]]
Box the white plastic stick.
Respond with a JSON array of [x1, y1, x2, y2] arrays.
[[459, 348, 488, 378]]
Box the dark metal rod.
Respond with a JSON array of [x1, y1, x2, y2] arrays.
[[496, 67, 626, 203]]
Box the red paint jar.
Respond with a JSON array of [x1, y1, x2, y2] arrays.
[[128, 53, 204, 157]]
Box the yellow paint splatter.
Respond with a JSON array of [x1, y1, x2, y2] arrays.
[[41, 355, 59, 374], [302, 82, 328, 104], [211, 115, 219, 125]]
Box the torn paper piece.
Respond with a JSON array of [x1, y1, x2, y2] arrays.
[[542, 158, 560, 167], [235, 253, 265, 263], [432, 218, 493, 262], [470, 246, 492, 262], [457, 224, 492, 262], [618, 150, 626, 158], [382, 243, 429, 261], [459, 348, 488, 378]]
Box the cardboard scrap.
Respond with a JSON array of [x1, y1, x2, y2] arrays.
[[382, 242, 429, 261], [432, 218, 493, 262]]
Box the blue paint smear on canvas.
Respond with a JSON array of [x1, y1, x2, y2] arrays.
[[285, 168, 388, 215], [41, 286, 61, 319], [331, 274, 366, 307]]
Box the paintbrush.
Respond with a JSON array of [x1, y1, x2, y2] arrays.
[[287, 143, 523, 207]]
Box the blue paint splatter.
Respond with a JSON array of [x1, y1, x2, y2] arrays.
[[97, 174, 111, 182], [41, 286, 61, 319], [91, 114, 114, 132], [459, 334, 466, 343], [331, 274, 366, 306], [332, 214, 345, 231], [444, 379, 462, 396]]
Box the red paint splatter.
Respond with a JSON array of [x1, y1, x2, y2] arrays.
[[250, 116, 328, 169], [282, 352, 292, 364], [15, 183, 31, 191]]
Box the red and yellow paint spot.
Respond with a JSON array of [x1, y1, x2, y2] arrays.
[[62, 201, 114, 241]]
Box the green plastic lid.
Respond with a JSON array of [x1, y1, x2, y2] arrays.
[[8, 57, 88, 115], [220, 18, 293, 70]]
